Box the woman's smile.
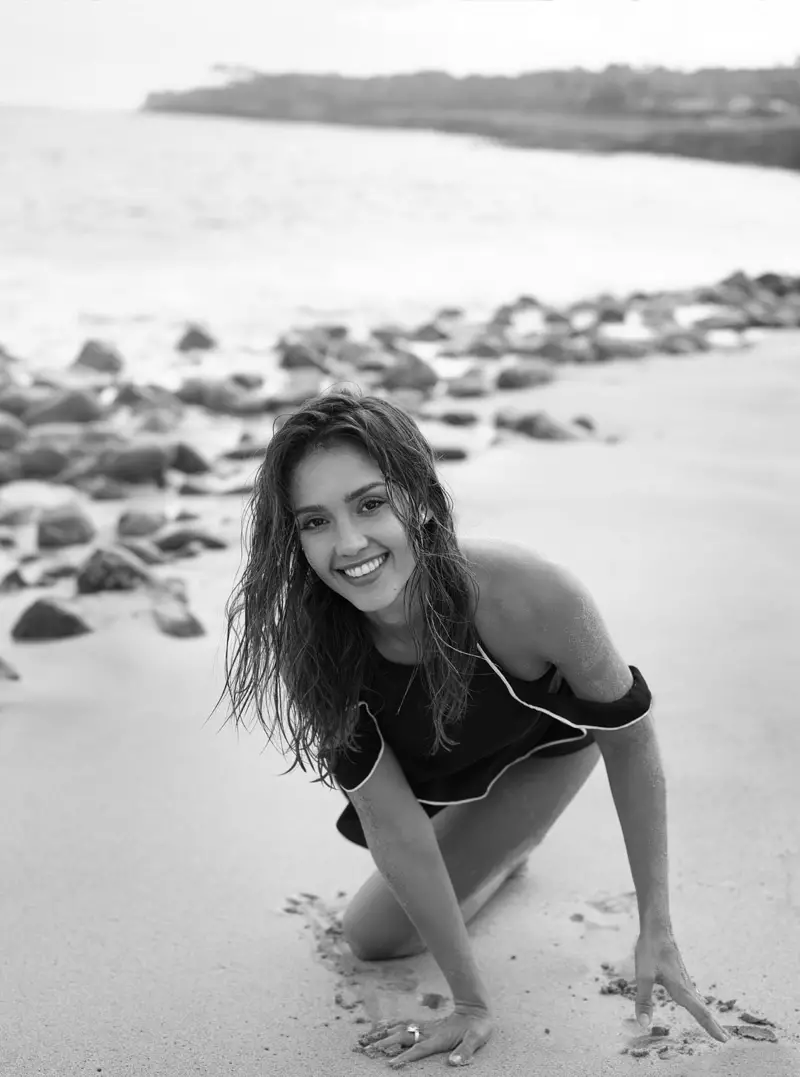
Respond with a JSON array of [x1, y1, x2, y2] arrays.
[[337, 551, 390, 584]]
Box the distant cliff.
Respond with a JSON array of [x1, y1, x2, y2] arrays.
[[142, 66, 800, 172]]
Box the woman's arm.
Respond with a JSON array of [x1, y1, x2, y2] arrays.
[[349, 745, 491, 1012], [593, 715, 671, 928], [503, 553, 672, 927]]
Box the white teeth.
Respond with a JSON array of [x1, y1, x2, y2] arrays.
[[343, 554, 386, 578]]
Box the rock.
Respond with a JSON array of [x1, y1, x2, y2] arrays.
[[0, 504, 36, 527], [0, 655, 20, 680], [0, 568, 27, 593], [594, 336, 652, 361], [171, 539, 204, 559], [572, 415, 596, 432], [37, 563, 79, 586], [78, 476, 132, 501], [114, 382, 183, 411], [446, 366, 492, 399], [176, 376, 269, 416], [73, 339, 124, 375], [370, 324, 410, 348], [24, 420, 125, 455], [176, 324, 217, 351], [694, 307, 750, 332], [656, 329, 709, 355], [136, 410, 178, 435], [376, 352, 438, 394], [75, 545, 153, 593], [0, 385, 54, 419], [37, 504, 96, 549], [0, 412, 26, 451], [170, 442, 211, 475], [496, 360, 556, 391], [117, 509, 168, 538], [410, 322, 450, 342], [523, 337, 598, 364], [221, 436, 269, 461], [24, 389, 105, 426], [18, 445, 70, 480], [333, 341, 395, 372], [177, 479, 213, 496], [495, 409, 586, 441], [11, 597, 92, 641], [738, 1012, 776, 1027], [432, 446, 468, 462], [754, 271, 794, 296], [101, 444, 171, 486], [438, 411, 480, 427], [153, 525, 227, 553], [725, 1024, 778, 1043], [439, 325, 509, 358], [744, 300, 800, 328], [117, 537, 166, 565], [277, 341, 329, 372], [152, 592, 205, 638], [0, 452, 22, 484]]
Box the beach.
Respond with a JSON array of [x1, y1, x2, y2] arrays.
[[2, 327, 799, 1075]]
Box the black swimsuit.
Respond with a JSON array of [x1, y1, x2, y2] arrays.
[[332, 637, 653, 848]]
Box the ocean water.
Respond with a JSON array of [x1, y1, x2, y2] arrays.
[[1, 105, 800, 384]]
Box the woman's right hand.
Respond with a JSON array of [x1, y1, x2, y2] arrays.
[[357, 1004, 493, 1068]]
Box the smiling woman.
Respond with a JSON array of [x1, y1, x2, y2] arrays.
[[218, 385, 728, 1068]]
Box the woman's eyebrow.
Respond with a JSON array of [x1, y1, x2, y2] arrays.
[[294, 481, 385, 516]]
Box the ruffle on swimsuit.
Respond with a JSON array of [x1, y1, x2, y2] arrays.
[[331, 638, 653, 847]]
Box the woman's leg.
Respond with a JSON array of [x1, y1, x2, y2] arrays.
[[341, 742, 601, 961]]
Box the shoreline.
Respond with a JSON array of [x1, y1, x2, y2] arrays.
[[141, 103, 800, 176]]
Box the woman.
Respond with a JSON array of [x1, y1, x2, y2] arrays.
[[222, 387, 728, 1069]]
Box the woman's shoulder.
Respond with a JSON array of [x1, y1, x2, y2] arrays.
[[461, 538, 560, 679]]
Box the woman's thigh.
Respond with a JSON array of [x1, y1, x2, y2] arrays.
[[341, 742, 601, 961]]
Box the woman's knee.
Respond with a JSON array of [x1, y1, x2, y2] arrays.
[[341, 899, 423, 961]]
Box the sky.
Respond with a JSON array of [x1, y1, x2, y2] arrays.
[[1, 0, 799, 110]]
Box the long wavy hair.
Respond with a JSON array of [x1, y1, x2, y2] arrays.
[[219, 386, 481, 789]]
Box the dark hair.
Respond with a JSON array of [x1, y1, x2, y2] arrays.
[[219, 386, 480, 789]]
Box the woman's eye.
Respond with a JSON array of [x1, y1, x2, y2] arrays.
[[300, 499, 383, 532]]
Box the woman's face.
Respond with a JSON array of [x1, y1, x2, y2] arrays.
[[289, 442, 423, 630]]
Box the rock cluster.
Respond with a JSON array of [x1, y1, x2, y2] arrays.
[[1, 271, 798, 665]]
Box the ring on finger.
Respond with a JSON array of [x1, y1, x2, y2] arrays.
[[405, 1023, 421, 1045]]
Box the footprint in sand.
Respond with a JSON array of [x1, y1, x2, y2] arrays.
[[281, 891, 425, 1028], [567, 890, 638, 933]]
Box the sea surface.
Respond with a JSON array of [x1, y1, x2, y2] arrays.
[[1, 105, 800, 383]]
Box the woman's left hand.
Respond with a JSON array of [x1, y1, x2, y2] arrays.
[[356, 1005, 493, 1068], [634, 925, 729, 1042]]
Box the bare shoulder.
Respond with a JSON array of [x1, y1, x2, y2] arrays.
[[461, 538, 632, 699], [460, 538, 565, 678], [461, 537, 566, 615]]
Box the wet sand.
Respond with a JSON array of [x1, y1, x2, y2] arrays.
[[1, 333, 799, 1075]]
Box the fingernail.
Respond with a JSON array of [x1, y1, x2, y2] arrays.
[[638, 1014, 651, 1029], [451, 1056, 462, 1065]]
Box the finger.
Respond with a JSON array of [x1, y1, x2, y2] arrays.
[[670, 985, 729, 1043], [388, 1036, 445, 1069], [448, 1030, 483, 1066], [357, 1021, 403, 1046], [635, 968, 656, 1030]]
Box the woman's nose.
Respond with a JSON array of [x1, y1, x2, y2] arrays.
[[334, 519, 369, 553]]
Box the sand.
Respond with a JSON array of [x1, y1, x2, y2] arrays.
[[1, 332, 799, 1076]]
